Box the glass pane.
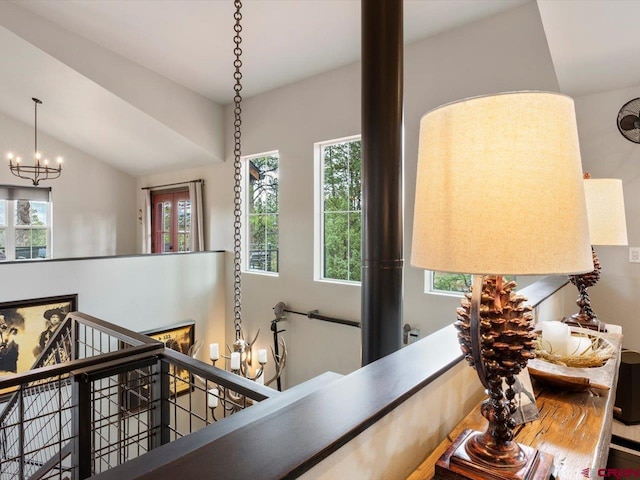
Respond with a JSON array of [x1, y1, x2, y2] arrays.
[[177, 199, 191, 232], [248, 213, 267, 271], [163, 202, 171, 232], [0, 229, 5, 260], [30, 201, 48, 225], [15, 229, 33, 259], [323, 144, 348, 212], [163, 233, 171, 252], [15, 229, 47, 259], [15, 200, 31, 226], [177, 200, 184, 230], [14, 200, 48, 226], [265, 214, 278, 272], [432, 272, 472, 293], [347, 140, 362, 211], [248, 155, 279, 215], [0, 201, 6, 226], [184, 200, 191, 231], [348, 212, 361, 282], [324, 212, 348, 280]]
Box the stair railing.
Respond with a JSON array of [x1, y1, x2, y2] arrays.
[[0, 312, 278, 480]]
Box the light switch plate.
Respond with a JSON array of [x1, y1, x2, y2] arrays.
[[630, 247, 640, 263]]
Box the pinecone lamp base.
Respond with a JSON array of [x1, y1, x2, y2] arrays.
[[434, 276, 553, 480], [434, 429, 553, 480], [563, 247, 605, 332]]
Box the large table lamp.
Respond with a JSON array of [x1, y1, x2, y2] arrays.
[[563, 175, 628, 331], [411, 92, 593, 480]]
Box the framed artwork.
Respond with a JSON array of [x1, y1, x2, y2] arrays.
[[142, 321, 195, 397], [0, 294, 77, 377], [121, 321, 195, 414]]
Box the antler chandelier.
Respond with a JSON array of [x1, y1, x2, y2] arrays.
[[7, 98, 63, 186]]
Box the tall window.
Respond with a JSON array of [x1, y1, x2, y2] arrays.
[[316, 136, 361, 283], [0, 185, 52, 261], [151, 189, 191, 253], [244, 152, 279, 274]]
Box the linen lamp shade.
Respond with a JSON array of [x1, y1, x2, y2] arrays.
[[411, 91, 593, 276], [584, 178, 628, 246]]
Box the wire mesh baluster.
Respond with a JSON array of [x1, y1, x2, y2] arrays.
[[18, 388, 24, 480], [222, 387, 227, 419], [118, 372, 124, 466], [172, 373, 177, 441], [0, 422, 4, 477], [188, 381, 193, 434], [58, 376, 63, 480], [92, 382, 97, 475]]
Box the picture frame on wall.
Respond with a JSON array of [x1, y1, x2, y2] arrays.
[[0, 294, 78, 377], [143, 321, 195, 397], [121, 321, 195, 415]]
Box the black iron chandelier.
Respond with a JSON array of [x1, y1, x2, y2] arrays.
[[7, 98, 63, 186]]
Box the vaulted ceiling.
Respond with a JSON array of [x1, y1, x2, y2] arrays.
[[0, 0, 637, 176]]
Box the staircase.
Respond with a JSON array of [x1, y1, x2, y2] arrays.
[[0, 313, 279, 480], [0, 318, 74, 479]]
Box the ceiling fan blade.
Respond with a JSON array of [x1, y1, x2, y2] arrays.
[[619, 114, 639, 131]]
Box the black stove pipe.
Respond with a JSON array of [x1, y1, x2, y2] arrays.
[[361, 0, 404, 365]]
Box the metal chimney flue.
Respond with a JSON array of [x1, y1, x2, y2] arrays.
[[361, 0, 404, 365]]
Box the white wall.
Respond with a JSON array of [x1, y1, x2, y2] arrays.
[[0, 110, 137, 257], [574, 85, 640, 350], [534, 283, 576, 325], [0, 1, 225, 161], [136, 3, 560, 388], [0, 252, 226, 364], [299, 361, 483, 480], [298, 278, 573, 480]]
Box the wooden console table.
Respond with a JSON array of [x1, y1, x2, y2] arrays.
[[407, 330, 622, 480]]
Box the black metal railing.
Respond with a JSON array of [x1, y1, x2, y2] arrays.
[[0, 312, 278, 479], [248, 246, 278, 272]]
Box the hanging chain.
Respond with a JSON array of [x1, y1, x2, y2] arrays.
[[233, 0, 243, 341]]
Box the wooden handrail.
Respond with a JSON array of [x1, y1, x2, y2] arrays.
[[160, 349, 280, 401], [68, 311, 161, 346], [90, 323, 465, 480], [88, 276, 571, 480], [0, 343, 163, 391]]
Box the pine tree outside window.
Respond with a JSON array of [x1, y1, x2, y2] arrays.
[[243, 152, 279, 274], [429, 271, 473, 295], [315, 136, 361, 284], [428, 272, 515, 295]]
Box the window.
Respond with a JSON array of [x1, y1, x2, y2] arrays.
[[0, 185, 52, 261], [151, 189, 191, 253], [244, 152, 279, 274], [315, 136, 361, 283], [428, 271, 472, 295]]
